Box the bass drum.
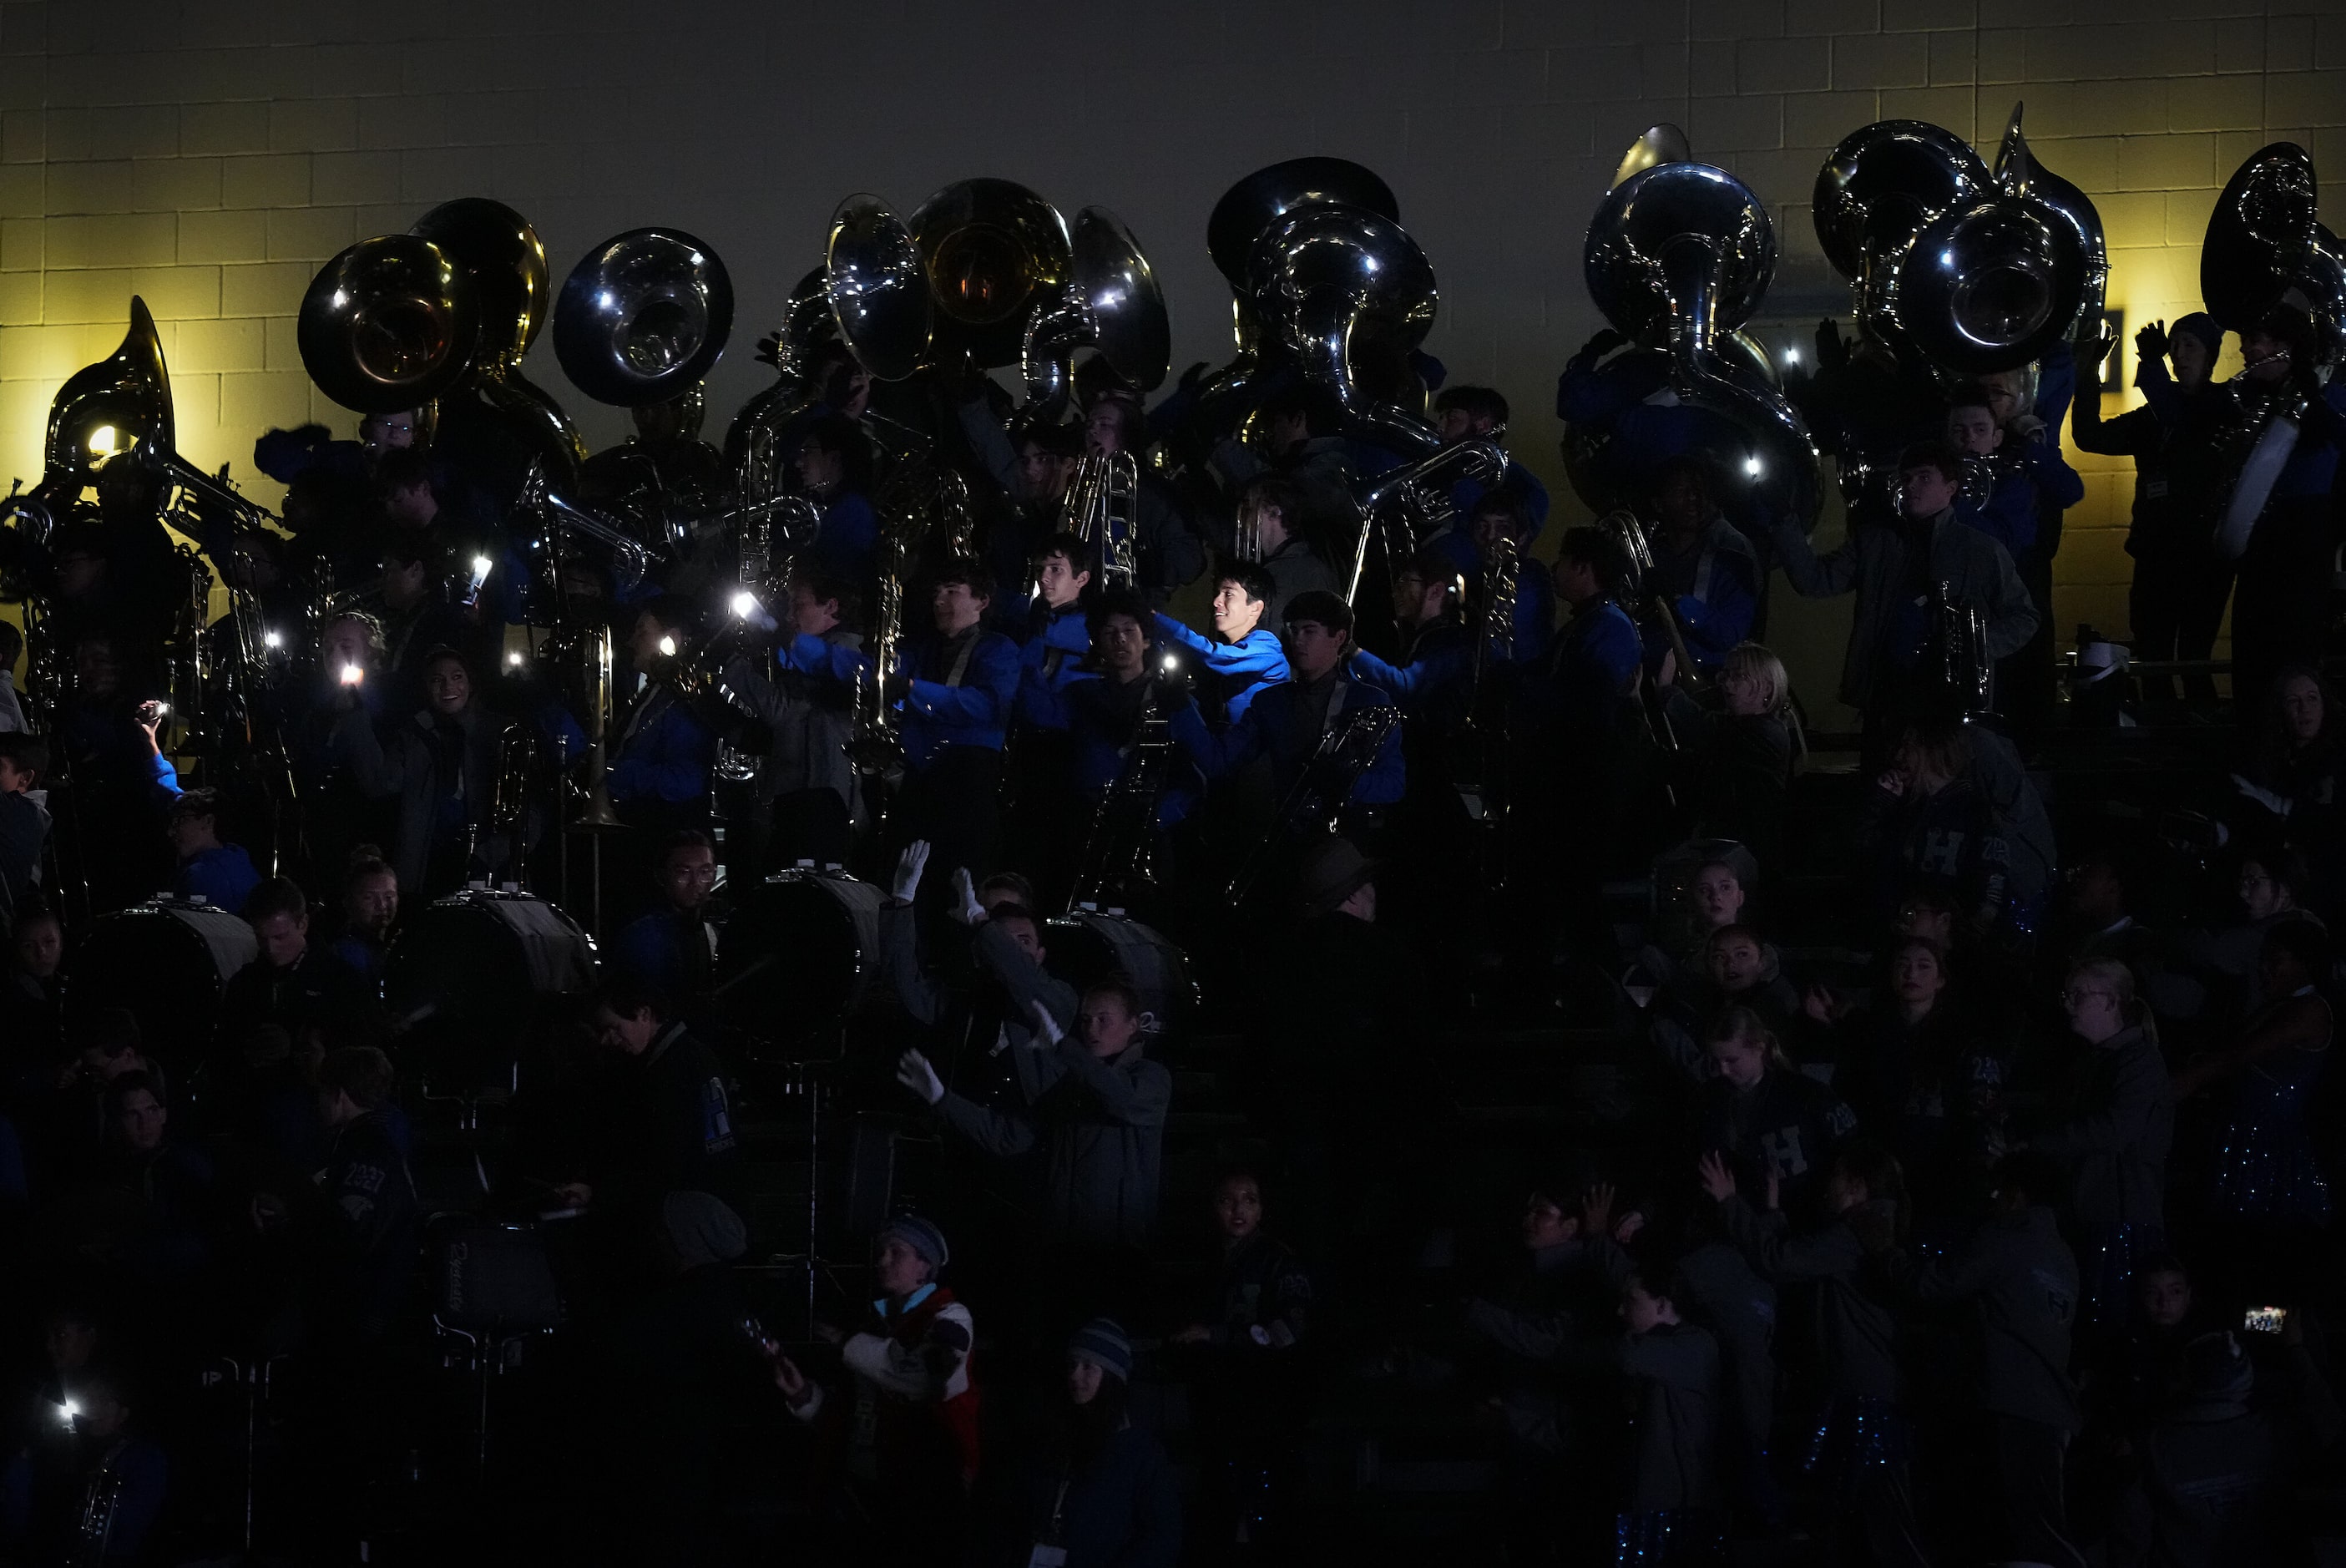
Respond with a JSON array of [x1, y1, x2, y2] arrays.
[[715, 869, 892, 1057], [386, 890, 597, 1088], [1045, 908, 1196, 1029], [73, 897, 260, 1061]]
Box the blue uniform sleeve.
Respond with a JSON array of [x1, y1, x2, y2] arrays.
[[1674, 554, 1759, 665], [1594, 609, 1644, 693], [1347, 645, 1469, 706], [781, 633, 868, 690], [1153, 614, 1216, 658], [1020, 667, 1088, 732], [609, 705, 715, 803], [1170, 695, 1262, 780], [149, 750, 184, 802], [905, 635, 1019, 728], [1509, 567, 1556, 665], [2023, 438, 2086, 508]]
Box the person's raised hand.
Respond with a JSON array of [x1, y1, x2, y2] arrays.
[[134, 700, 165, 754], [1031, 999, 1066, 1050], [895, 1049, 945, 1105], [1696, 1152, 1737, 1203], [2136, 319, 2170, 367], [889, 840, 931, 905], [948, 867, 987, 927], [1581, 1181, 1615, 1239]]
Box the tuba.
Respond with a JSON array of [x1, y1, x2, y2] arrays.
[[411, 198, 584, 488], [1247, 200, 1441, 459], [553, 227, 734, 407], [1580, 153, 1822, 531], [297, 235, 480, 414], [1020, 207, 1170, 417], [1814, 114, 2089, 377], [2202, 142, 2345, 557], [907, 178, 1073, 370]]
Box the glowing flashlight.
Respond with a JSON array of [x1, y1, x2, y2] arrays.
[[54, 1400, 77, 1426], [263, 629, 283, 650], [1783, 346, 1802, 366], [1744, 456, 1764, 477], [153, 701, 172, 716], [730, 590, 758, 620], [506, 650, 524, 668], [658, 635, 678, 659], [339, 664, 364, 686], [1160, 653, 1180, 673]]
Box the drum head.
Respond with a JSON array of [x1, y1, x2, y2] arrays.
[[1045, 913, 1192, 1029], [74, 902, 260, 1061], [716, 873, 885, 1051], [386, 893, 594, 1075]]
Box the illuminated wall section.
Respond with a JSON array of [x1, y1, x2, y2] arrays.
[[0, 3, 2339, 717]]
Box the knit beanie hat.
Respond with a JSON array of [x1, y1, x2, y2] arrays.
[[2170, 311, 2223, 359], [877, 1213, 950, 1271], [1068, 1318, 1133, 1383]]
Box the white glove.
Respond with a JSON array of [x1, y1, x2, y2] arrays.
[[948, 867, 987, 927], [890, 840, 932, 903], [895, 1049, 944, 1105], [1030, 999, 1066, 1049], [2231, 773, 2293, 818]]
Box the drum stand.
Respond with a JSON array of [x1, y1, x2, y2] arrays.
[[751, 1044, 867, 1342], [202, 1353, 288, 1560]]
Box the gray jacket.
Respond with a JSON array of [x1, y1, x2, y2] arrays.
[[933, 1036, 1170, 1249], [721, 632, 862, 818], [1885, 1202, 2079, 1430], [1719, 1194, 1901, 1404], [1560, 1322, 1723, 1513], [2031, 1024, 2172, 1227], [1771, 507, 2038, 711], [883, 906, 1079, 1105]]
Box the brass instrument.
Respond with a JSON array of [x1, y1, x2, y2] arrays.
[[1453, 532, 1520, 842], [0, 485, 57, 732], [1581, 153, 1822, 531], [1929, 580, 1995, 716], [68, 1439, 125, 1568], [2201, 141, 2345, 557], [518, 459, 660, 588], [411, 197, 586, 488], [1068, 711, 1176, 913], [1813, 113, 2090, 377], [553, 227, 734, 407], [167, 542, 214, 757], [1019, 207, 1170, 417], [724, 266, 841, 470], [908, 178, 1074, 369], [1995, 104, 2108, 335], [573, 625, 624, 832], [1602, 508, 1711, 699], [484, 721, 539, 886], [1347, 440, 1507, 604], [1248, 200, 1442, 460], [298, 235, 480, 413], [1230, 704, 1404, 904], [1182, 159, 1402, 455], [826, 195, 935, 382], [847, 518, 907, 779], [1061, 450, 1140, 588]]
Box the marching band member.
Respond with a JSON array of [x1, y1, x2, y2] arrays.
[[1768, 443, 2037, 758], [1151, 562, 1290, 726], [2070, 318, 2229, 703], [1641, 458, 1760, 680]]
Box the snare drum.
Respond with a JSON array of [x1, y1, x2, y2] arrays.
[[715, 868, 890, 1052], [1045, 908, 1196, 1028], [386, 890, 596, 1075], [73, 897, 260, 1058]]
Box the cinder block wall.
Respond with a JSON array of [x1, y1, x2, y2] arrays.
[[4, 0, 2342, 707]]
